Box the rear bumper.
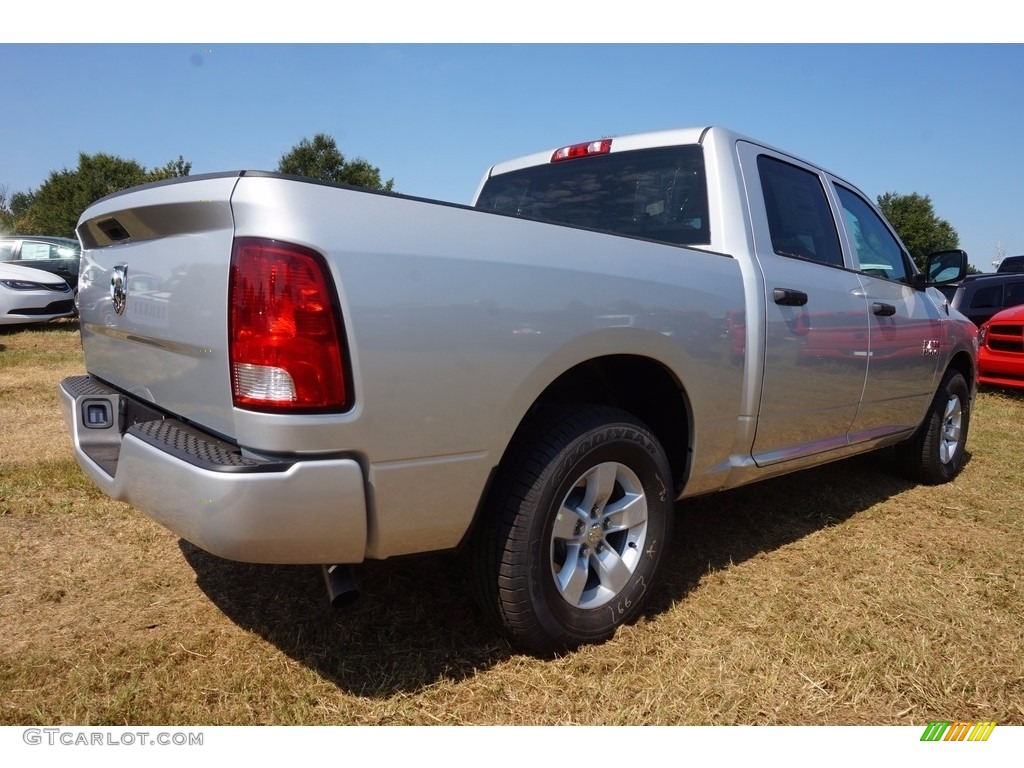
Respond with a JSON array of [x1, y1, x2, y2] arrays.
[[59, 375, 368, 564]]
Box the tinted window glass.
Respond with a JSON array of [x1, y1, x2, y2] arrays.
[[970, 285, 1001, 308], [834, 185, 910, 282], [998, 256, 1024, 273], [757, 155, 843, 267], [1004, 280, 1024, 308], [475, 145, 710, 247]]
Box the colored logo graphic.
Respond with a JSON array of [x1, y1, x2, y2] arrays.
[[920, 721, 996, 742]]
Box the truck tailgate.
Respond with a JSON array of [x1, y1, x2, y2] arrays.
[[76, 174, 241, 440]]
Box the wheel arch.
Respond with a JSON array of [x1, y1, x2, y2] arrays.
[[527, 354, 692, 492], [945, 349, 976, 395], [466, 353, 693, 549]]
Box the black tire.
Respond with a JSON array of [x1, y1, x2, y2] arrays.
[[473, 405, 673, 654], [897, 368, 971, 485]]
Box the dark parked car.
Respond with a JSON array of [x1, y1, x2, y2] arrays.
[[0, 236, 81, 292], [938, 272, 1024, 327], [996, 255, 1024, 273]]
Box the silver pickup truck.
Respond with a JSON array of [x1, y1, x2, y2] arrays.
[[60, 126, 977, 653]]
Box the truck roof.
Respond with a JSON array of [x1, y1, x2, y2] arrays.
[[484, 126, 719, 178], [475, 125, 850, 200]]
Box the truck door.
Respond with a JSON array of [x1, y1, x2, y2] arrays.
[[738, 144, 869, 466], [830, 181, 942, 437]]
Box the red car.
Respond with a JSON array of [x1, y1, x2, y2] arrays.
[[978, 304, 1024, 389]]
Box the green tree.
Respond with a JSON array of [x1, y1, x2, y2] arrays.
[[278, 133, 394, 192], [18, 154, 148, 236], [876, 192, 960, 270], [6, 152, 191, 237], [148, 154, 193, 181], [7, 189, 43, 234], [0, 186, 13, 234]]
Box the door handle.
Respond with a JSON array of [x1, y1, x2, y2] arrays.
[[872, 302, 897, 317], [773, 288, 808, 307]]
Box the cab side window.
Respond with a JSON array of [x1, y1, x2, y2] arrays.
[[834, 185, 911, 283], [757, 155, 844, 268]]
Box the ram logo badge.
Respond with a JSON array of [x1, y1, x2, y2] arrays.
[[110, 265, 128, 315], [923, 339, 941, 356]]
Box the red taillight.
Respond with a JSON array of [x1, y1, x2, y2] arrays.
[[550, 139, 612, 162], [229, 237, 350, 412]]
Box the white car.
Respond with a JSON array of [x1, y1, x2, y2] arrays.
[[0, 261, 75, 325]]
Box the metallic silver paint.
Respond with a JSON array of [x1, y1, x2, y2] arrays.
[[550, 461, 649, 610], [59, 383, 367, 564], [66, 127, 978, 564]]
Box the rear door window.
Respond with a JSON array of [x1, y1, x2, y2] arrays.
[[756, 155, 844, 268]]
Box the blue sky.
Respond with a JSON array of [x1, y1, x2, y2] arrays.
[[2, 41, 1022, 271]]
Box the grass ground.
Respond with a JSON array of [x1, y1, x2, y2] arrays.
[[1, 319, 1021, 725]]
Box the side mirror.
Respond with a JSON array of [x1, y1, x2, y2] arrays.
[[913, 249, 968, 290]]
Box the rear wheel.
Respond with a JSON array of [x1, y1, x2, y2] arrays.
[[897, 368, 970, 485], [473, 406, 673, 654]]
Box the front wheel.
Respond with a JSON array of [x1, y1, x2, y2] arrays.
[[897, 368, 971, 485], [473, 406, 674, 654]]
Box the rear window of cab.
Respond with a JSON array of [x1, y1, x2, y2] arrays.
[[475, 145, 710, 248]]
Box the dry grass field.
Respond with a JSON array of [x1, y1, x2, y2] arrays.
[[1, 319, 1022, 725]]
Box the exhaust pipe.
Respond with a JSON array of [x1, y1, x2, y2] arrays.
[[322, 564, 359, 608]]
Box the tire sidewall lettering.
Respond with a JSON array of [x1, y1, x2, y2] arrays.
[[535, 422, 670, 640], [479, 406, 674, 653], [556, 427, 658, 486]]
